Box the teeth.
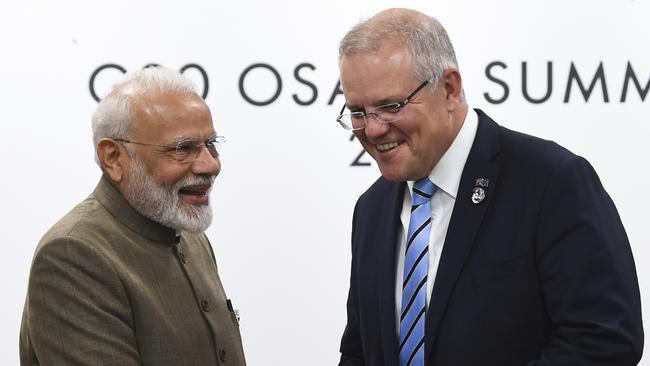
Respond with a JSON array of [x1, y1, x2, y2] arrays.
[[377, 142, 399, 152]]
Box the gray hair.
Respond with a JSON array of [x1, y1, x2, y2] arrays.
[[91, 67, 198, 165], [339, 9, 461, 93]]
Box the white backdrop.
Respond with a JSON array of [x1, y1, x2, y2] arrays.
[[1, 0, 649, 364]]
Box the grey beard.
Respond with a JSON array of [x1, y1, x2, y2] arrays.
[[122, 156, 214, 233]]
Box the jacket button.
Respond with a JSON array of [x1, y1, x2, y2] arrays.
[[219, 349, 227, 362], [179, 250, 186, 264], [201, 299, 209, 312]]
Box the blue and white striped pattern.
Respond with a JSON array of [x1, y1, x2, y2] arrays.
[[399, 178, 436, 366]]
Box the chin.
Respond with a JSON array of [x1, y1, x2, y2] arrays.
[[380, 163, 431, 182], [378, 166, 408, 183]]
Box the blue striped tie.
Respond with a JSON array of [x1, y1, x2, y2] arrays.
[[399, 178, 436, 366]]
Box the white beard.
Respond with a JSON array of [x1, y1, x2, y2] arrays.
[[122, 156, 214, 233]]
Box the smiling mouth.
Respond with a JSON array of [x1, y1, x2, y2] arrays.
[[179, 184, 211, 197], [376, 142, 400, 152]]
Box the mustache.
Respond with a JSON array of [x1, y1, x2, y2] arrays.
[[175, 175, 215, 190]]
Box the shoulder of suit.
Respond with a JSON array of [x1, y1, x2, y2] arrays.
[[475, 109, 578, 170], [35, 195, 114, 254], [494, 122, 579, 174], [39, 195, 102, 239]]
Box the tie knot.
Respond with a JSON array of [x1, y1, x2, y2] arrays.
[[412, 178, 436, 205]]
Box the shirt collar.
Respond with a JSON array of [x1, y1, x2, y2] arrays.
[[407, 107, 478, 199], [93, 175, 178, 245]]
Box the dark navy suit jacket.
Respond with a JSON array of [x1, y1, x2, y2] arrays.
[[339, 110, 643, 366]]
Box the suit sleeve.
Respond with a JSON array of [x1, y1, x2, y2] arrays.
[[21, 236, 142, 366], [528, 155, 643, 365], [339, 200, 365, 366]]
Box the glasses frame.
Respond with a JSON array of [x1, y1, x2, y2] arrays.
[[113, 135, 225, 162], [336, 80, 430, 131]]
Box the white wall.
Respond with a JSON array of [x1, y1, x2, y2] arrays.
[[1, 0, 648, 364]]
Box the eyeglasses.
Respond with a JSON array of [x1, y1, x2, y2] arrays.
[[114, 136, 225, 162], [336, 80, 429, 131]]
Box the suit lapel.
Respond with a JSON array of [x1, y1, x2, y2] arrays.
[[425, 110, 503, 361], [371, 179, 405, 366]]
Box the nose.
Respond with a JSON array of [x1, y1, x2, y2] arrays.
[[363, 115, 390, 139], [191, 146, 221, 177]]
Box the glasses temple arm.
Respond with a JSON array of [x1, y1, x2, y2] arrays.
[[403, 80, 430, 104]]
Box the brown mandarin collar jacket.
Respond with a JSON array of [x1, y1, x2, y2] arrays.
[[20, 176, 246, 365]]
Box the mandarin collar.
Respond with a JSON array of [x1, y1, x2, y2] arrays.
[[93, 175, 177, 245]]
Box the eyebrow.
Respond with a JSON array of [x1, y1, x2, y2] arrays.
[[170, 136, 194, 144], [344, 104, 363, 112], [344, 94, 405, 112], [373, 95, 405, 107], [169, 133, 217, 143]]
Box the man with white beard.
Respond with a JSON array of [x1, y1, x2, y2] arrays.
[[19, 67, 246, 366]]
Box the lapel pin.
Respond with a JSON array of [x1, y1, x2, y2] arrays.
[[471, 178, 489, 204], [475, 178, 490, 188], [471, 187, 485, 204]]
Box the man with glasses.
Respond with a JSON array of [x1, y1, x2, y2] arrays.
[[337, 8, 642, 366], [20, 67, 246, 365]]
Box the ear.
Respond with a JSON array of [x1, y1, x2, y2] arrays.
[[97, 138, 127, 183], [441, 68, 463, 111]]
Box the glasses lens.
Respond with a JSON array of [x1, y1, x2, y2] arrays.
[[375, 103, 404, 123], [172, 142, 197, 161], [336, 114, 352, 130], [337, 114, 367, 130]]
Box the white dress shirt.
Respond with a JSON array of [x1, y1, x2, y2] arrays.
[[395, 108, 479, 331]]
